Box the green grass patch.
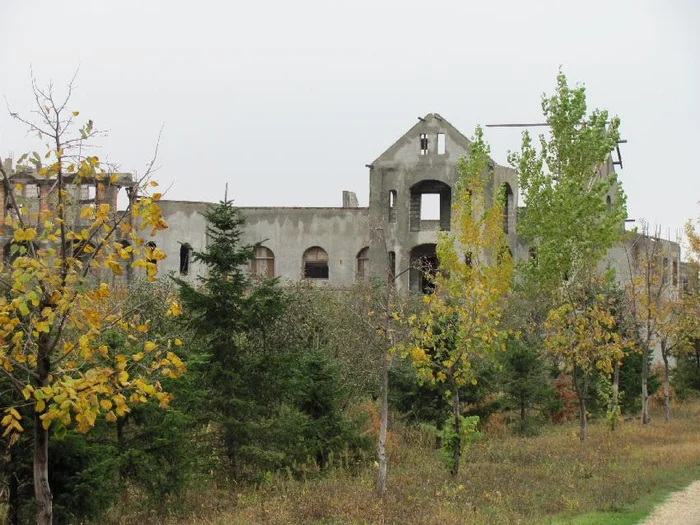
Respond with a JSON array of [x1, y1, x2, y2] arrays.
[[546, 465, 700, 525]]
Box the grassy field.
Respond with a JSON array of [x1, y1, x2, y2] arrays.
[[102, 403, 700, 525]]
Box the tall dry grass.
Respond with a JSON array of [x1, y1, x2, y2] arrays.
[[100, 403, 700, 525]]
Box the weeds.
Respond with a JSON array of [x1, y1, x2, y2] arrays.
[[97, 403, 700, 525]]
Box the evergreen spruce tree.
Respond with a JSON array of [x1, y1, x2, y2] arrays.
[[175, 198, 285, 473]]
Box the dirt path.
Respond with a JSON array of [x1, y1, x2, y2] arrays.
[[638, 480, 700, 525]]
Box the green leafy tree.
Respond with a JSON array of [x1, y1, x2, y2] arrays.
[[508, 72, 628, 440], [509, 72, 626, 291]]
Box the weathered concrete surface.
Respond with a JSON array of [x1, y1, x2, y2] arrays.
[[151, 112, 682, 304], [367, 113, 521, 290], [152, 200, 368, 285]]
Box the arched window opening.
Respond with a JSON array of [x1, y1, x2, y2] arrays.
[[356, 247, 369, 280], [388, 251, 396, 280], [180, 243, 192, 276], [410, 180, 452, 232], [502, 183, 514, 234], [409, 243, 438, 294], [303, 246, 329, 279], [252, 246, 275, 278], [389, 190, 397, 223], [606, 195, 612, 212]]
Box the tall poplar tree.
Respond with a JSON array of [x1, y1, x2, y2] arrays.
[[509, 72, 628, 440]]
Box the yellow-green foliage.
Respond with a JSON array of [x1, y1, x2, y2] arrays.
[[410, 126, 513, 389]]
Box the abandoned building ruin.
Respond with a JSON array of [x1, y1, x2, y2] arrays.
[[0, 113, 685, 304], [151, 113, 682, 301], [0, 113, 688, 361], [0, 157, 136, 270]]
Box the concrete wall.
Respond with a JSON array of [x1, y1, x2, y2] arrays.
[[152, 201, 369, 287], [366, 113, 521, 291], [238, 207, 369, 284]]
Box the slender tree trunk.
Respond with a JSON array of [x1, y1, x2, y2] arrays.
[[662, 342, 671, 423], [573, 367, 588, 442], [34, 410, 52, 525], [35, 340, 52, 525], [375, 349, 389, 497], [9, 469, 19, 525], [641, 344, 650, 425], [520, 395, 526, 422], [611, 361, 620, 431], [449, 374, 461, 476]]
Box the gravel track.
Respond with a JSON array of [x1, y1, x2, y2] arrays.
[[638, 480, 700, 525]]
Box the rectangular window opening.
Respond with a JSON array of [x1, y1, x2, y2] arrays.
[[420, 194, 440, 220], [672, 260, 678, 287], [305, 262, 329, 279], [420, 134, 429, 155], [437, 133, 446, 154]]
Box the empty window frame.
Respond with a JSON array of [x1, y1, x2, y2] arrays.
[[437, 133, 446, 155], [502, 183, 514, 234], [388, 250, 396, 279], [389, 190, 397, 223], [420, 133, 429, 155], [663, 257, 669, 284], [356, 247, 369, 280], [303, 246, 329, 279], [180, 243, 193, 275], [252, 246, 275, 278], [672, 259, 678, 287], [409, 180, 452, 231], [420, 193, 441, 220]]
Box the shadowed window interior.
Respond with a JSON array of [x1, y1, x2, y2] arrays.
[[180, 243, 192, 275], [303, 246, 329, 279]]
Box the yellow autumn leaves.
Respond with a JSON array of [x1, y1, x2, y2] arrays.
[[0, 129, 185, 443]]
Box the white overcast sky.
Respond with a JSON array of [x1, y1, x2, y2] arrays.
[[1, 0, 698, 239]]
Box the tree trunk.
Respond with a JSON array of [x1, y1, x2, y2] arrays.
[[35, 339, 52, 525], [662, 342, 671, 423], [34, 410, 52, 525], [449, 374, 461, 476], [573, 367, 588, 442], [641, 347, 650, 425], [375, 349, 389, 498], [611, 360, 620, 431], [9, 469, 19, 525], [520, 396, 526, 422]]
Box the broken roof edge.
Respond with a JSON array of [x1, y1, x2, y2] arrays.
[[368, 112, 507, 168], [157, 199, 369, 211]]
